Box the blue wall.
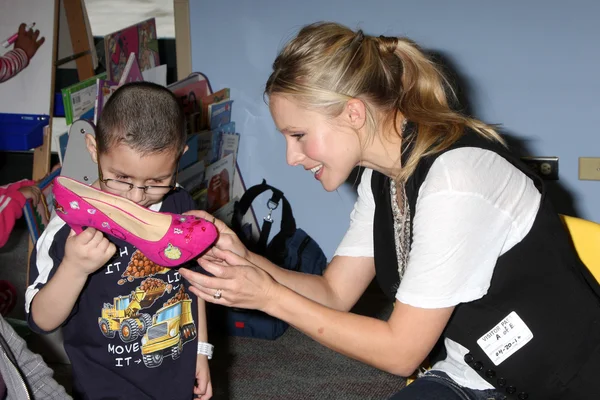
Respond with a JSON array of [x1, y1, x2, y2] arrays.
[[189, 0, 600, 259]]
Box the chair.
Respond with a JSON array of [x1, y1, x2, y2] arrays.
[[560, 215, 600, 282]]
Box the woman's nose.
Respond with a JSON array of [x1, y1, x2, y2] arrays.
[[286, 143, 305, 166]]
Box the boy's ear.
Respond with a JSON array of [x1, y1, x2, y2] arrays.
[[85, 134, 99, 164]]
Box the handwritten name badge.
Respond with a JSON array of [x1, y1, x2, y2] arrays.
[[476, 311, 533, 366]]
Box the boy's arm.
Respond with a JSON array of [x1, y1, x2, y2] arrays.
[[194, 297, 212, 399], [26, 219, 85, 333], [0, 48, 29, 83], [29, 258, 89, 332], [196, 298, 208, 344], [0, 316, 71, 399], [26, 219, 116, 332]]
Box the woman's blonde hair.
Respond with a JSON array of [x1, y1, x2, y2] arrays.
[[265, 22, 504, 182]]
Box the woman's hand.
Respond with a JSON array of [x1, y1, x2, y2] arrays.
[[183, 210, 249, 261], [179, 248, 278, 312]]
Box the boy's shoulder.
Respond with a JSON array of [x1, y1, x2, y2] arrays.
[[36, 214, 71, 250], [160, 187, 195, 214]]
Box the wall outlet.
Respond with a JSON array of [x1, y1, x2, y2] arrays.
[[579, 157, 600, 181], [520, 156, 559, 180]]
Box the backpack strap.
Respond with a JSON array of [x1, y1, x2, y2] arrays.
[[232, 180, 296, 253]]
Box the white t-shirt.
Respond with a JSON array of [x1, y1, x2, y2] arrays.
[[334, 147, 541, 389]]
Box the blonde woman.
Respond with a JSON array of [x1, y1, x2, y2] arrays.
[[181, 22, 600, 399]]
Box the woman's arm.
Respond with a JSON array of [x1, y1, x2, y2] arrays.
[[185, 210, 375, 312], [245, 252, 375, 311], [270, 283, 453, 376], [182, 249, 452, 376]]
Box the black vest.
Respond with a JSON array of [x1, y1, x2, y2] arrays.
[[372, 127, 600, 399]]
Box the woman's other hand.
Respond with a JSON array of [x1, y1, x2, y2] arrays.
[[180, 248, 278, 312]]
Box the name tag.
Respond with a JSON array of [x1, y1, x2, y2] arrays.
[[476, 311, 533, 366]]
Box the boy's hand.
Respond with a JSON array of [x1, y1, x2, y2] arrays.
[[194, 355, 212, 399], [63, 228, 116, 276], [18, 185, 42, 206], [14, 23, 45, 59]]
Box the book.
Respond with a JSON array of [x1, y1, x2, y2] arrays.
[[178, 160, 206, 209], [170, 81, 211, 135], [208, 121, 235, 165], [104, 18, 160, 82], [94, 79, 119, 124], [118, 52, 144, 85], [170, 81, 211, 114], [204, 154, 234, 213], [208, 99, 233, 130], [167, 72, 211, 93], [219, 132, 240, 164], [178, 134, 200, 171], [179, 160, 206, 192], [61, 72, 107, 125], [23, 167, 62, 243], [196, 130, 214, 166], [198, 88, 230, 130]]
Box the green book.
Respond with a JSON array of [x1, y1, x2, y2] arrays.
[[61, 72, 107, 125]]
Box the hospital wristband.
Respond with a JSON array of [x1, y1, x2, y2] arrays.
[[197, 342, 214, 359]]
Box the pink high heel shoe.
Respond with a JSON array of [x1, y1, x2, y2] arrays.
[[53, 176, 218, 267]]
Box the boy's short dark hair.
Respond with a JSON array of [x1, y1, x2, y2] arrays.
[[96, 82, 186, 157]]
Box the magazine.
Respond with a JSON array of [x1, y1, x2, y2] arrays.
[[104, 18, 160, 82]]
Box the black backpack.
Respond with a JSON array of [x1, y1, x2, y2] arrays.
[[209, 180, 327, 340]]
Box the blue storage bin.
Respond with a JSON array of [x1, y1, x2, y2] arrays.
[[0, 113, 49, 151]]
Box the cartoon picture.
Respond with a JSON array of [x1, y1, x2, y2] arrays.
[[99, 248, 196, 369], [104, 18, 160, 82], [118, 249, 170, 284], [140, 286, 197, 368], [138, 20, 159, 70], [98, 277, 172, 343]]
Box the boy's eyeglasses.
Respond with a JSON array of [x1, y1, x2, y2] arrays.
[[97, 157, 179, 196], [100, 178, 175, 195]]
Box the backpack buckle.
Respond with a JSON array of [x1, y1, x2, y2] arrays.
[[264, 199, 279, 222]]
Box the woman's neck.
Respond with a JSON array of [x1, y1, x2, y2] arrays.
[[359, 114, 406, 179]]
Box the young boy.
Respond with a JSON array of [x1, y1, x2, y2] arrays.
[[25, 82, 213, 399]]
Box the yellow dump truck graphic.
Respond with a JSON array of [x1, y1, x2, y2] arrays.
[[140, 298, 197, 367], [98, 284, 170, 343]]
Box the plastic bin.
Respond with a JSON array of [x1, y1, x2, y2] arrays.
[[0, 113, 49, 151]]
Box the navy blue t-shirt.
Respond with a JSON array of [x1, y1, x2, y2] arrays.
[[27, 189, 200, 400]]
